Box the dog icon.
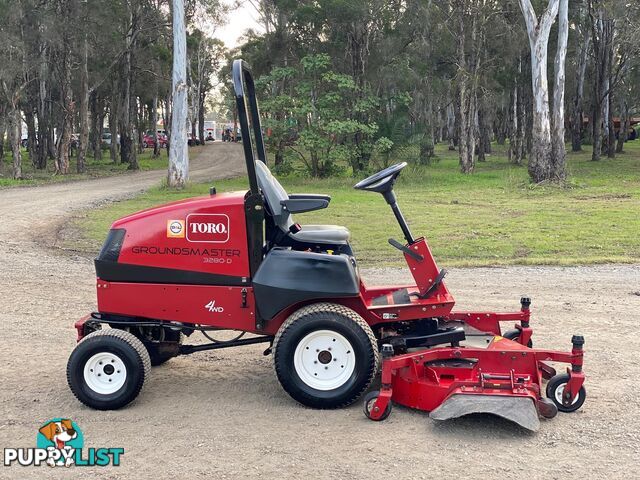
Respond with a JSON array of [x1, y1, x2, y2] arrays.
[[39, 419, 77, 467]]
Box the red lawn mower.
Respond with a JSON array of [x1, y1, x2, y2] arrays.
[[67, 60, 586, 431]]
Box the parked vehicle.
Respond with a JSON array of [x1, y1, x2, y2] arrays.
[[142, 132, 168, 149], [187, 133, 200, 146]]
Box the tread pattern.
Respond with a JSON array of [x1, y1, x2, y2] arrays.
[[273, 302, 379, 408]]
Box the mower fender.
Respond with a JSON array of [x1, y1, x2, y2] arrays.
[[429, 393, 541, 431]]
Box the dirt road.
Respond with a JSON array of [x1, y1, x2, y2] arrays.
[[1, 144, 639, 479]]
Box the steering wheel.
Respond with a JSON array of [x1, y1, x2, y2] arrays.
[[354, 162, 407, 193]]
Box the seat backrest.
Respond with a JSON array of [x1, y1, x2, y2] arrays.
[[255, 161, 293, 231]]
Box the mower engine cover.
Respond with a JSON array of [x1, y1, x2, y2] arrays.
[[95, 192, 251, 282], [93, 191, 259, 330]]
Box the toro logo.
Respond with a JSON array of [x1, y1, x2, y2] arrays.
[[186, 214, 230, 243]]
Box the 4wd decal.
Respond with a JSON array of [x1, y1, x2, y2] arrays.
[[186, 214, 230, 243], [204, 300, 224, 313]]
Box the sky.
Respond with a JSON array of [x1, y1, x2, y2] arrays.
[[215, 1, 264, 49]]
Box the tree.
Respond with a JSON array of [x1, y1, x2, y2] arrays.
[[168, 0, 189, 187], [550, 0, 568, 180], [518, 0, 561, 183]]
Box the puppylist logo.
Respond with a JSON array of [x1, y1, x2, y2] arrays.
[[3, 418, 124, 467]]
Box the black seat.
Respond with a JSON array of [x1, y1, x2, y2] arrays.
[[255, 161, 351, 249], [292, 225, 350, 244]]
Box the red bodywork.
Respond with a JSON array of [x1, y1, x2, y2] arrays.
[[87, 189, 539, 338]]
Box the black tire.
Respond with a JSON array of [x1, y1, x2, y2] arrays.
[[546, 373, 586, 413], [503, 328, 533, 348], [273, 303, 379, 409], [133, 327, 183, 366], [67, 329, 151, 410], [363, 390, 392, 421]]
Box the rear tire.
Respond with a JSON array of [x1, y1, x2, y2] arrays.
[[67, 329, 151, 410], [273, 303, 379, 409]]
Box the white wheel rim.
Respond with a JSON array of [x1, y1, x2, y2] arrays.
[[83, 352, 127, 395], [293, 330, 356, 391], [554, 382, 580, 406]]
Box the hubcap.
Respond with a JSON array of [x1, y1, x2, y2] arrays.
[[293, 330, 355, 391], [83, 352, 127, 395], [554, 382, 580, 406]]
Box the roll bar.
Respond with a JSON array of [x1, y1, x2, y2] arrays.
[[232, 59, 266, 196]]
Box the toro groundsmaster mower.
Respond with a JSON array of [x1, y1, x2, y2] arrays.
[[67, 60, 586, 431]]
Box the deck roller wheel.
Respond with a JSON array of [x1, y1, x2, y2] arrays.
[[546, 373, 586, 413], [67, 329, 151, 410], [363, 390, 392, 421], [273, 303, 379, 409], [503, 329, 533, 348]]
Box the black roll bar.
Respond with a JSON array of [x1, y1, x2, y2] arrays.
[[232, 59, 267, 196]]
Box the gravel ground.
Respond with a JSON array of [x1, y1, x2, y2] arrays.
[[0, 144, 639, 479]]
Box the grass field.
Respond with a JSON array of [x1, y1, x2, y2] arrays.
[[0, 146, 201, 187], [66, 142, 640, 267]]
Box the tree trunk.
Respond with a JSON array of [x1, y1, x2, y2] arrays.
[[518, 0, 560, 183], [164, 95, 172, 155], [550, 0, 568, 181], [77, 28, 89, 173], [8, 107, 22, 179], [571, 28, 589, 152], [198, 90, 205, 146], [168, 0, 189, 187], [39, 52, 54, 166], [24, 108, 37, 168], [590, 8, 614, 161], [607, 90, 615, 158], [477, 94, 491, 161], [456, 2, 477, 174], [616, 98, 628, 153], [152, 96, 160, 157], [119, 5, 137, 169], [90, 92, 104, 161], [55, 43, 73, 175], [0, 108, 5, 164], [446, 101, 456, 150]]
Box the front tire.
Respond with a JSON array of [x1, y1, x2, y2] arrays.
[[273, 303, 379, 409], [67, 329, 151, 410]]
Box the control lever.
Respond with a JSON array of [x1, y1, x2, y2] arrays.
[[388, 238, 423, 262]]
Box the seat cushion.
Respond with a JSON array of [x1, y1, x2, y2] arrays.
[[291, 224, 350, 244]]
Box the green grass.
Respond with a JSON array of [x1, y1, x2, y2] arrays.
[[0, 146, 197, 187], [66, 142, 640, 267]]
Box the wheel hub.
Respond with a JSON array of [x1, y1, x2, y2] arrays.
[[83, 352, 127, 395], [554, 382, 580, 406], [293, 330, 355, 391], [317, 350, 332, 364]]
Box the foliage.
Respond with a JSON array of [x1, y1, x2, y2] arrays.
[[67, 141, 640, 267], [258, 54, 379, 177]]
